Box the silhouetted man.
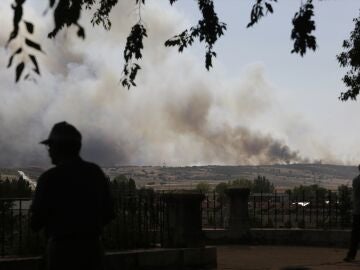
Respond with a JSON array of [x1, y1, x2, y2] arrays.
[[30, 122, 115, 270], [344, 164, 360, 262]]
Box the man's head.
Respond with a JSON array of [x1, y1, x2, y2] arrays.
[[40, 122, 82, 165]]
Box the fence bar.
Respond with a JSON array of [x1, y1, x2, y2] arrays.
[[316, 190, 319, 228], [213, 191, 216, 229], [274, 191, 277, 228], [295, 194, 298, 223], [328, 190, 332, 228], [302, 190, 305, 227], [260, 192, 263, 228], [288, 193, 291, 227], [335, 193, 338, 228], [309, 193, 312, 225], [18, 199, 22, 255], [281, 195, 284, 225], [1, 200, 4, 256], [267, 193, 270, 226]]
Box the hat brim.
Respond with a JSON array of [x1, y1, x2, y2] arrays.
[[39, 139, 51, 145]]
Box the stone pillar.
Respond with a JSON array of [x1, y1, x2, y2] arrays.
[[225, 188, 250, 236], [162, 191, 205, 248]]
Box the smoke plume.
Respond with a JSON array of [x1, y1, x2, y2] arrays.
[[0, 0, 309, 167]]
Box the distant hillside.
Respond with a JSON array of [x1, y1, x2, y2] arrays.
[[1, 164, 358, 190], [103, 164, 357, 190]]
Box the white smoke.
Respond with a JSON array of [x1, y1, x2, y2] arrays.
[[18, 170, 37, 189], [0, 0, 339, 167]]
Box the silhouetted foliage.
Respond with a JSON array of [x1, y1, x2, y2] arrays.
[[195, 181, 211, 194], [252, 175, 274, 193], [111, 174, 137, 195], [229, 178, 253, 189], [214, 175, 274, 195], [164, 0, 226, 71], [214, 182, 227, 194], [6, 0, 43, 82], [247, 0, 277, 28], [5, 0, 360, 98], [290, 0, 317, 56], [286, 184, 327, 200], [0, 176, 32, 198], [337, 14, 360, 101]]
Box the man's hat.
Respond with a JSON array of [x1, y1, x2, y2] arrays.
[[40, 122, 82, 145]]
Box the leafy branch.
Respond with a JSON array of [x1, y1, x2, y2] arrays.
[[337, 15, 360, 101], [291, 0, 317, 56], [247, 0, 278, 28], [120, 0, 147, 89], [165, 0, 227, 70], [7, 0, 43, 82], [5, 0, 360, 100]]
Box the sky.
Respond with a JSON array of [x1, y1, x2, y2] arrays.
[[0, 0, 359, 167]]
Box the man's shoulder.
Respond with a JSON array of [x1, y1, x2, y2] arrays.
[[80, 159, 102, 170], [79, 159, 105, 175], [353, 175, 360, 185], [38, 167, 57, 179], [36, 167, 58, 187]]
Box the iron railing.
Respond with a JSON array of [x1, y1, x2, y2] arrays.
[[0, 192, 170, 257], [0, 198, 44, 257], [249, 191, 352, 229], [201, 190, 353, 230], [202, 191, 228, 229], [105, 190, 169, 250], [1, 189, 354, 257]]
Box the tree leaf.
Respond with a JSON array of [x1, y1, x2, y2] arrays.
[[29, 54, 40, 75], [25, 38, 43, 52], [24, 21, 34, 34], [49, 0, 56, 8], [265, 3, 273, 13], [77, 24, 85, 39], [15, 62, 25, 82], [12, 3, 23, 26], [7, 47, 22, 68]]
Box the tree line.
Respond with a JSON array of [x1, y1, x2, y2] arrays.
[[0, 175, 32, 198]]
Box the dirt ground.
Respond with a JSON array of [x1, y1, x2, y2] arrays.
[[216, 245, 360, 270]]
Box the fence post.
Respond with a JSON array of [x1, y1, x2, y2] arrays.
[[225, 188, 250, 237], [162, 191, 205, 248]]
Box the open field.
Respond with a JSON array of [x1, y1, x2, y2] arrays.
[[1, 164, 357, 191]]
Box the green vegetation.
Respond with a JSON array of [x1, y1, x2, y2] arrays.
[[214, 175, 274, 196], [111, 174, 137, 195], [252, 176, 275, 193], [195, 181, 211, 194], [110, 174, 155, 199], [286, 184, 327, 199]]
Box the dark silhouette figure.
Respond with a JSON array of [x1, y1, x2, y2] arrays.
[[30, 122, 115, 270], [344, 164, 360, 262]]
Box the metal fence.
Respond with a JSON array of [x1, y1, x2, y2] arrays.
[[1, 189, 354, 257], [0, 192, 170, 257], [202, 191, 228, 229], [0, 198, 44, 257], [249, 191, 352, 229], [105, 190, 169, 251], [202, 190, 353, 230]]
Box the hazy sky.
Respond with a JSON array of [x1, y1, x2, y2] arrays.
[[0, 0, 359, 167]]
